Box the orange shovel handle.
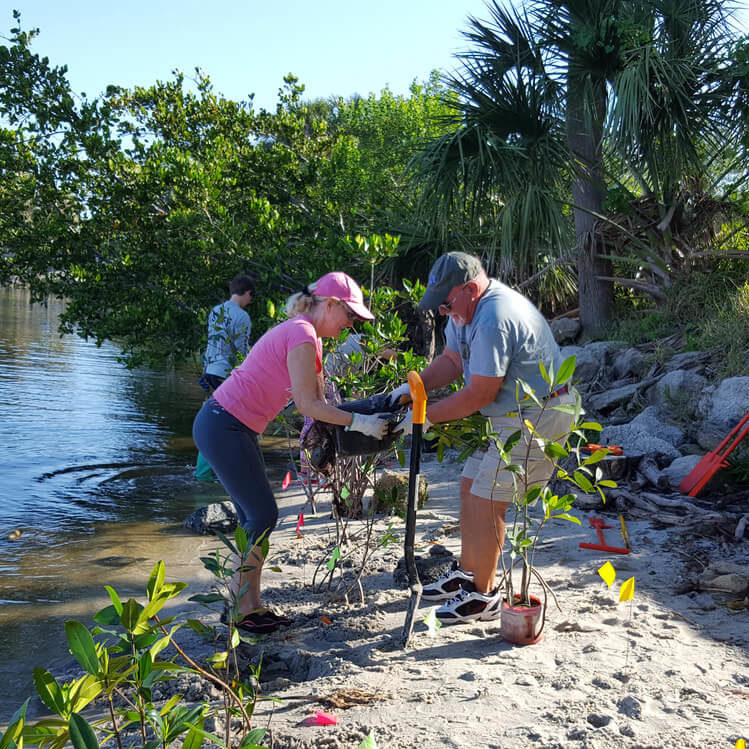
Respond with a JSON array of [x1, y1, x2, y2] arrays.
[[408, 371, 427, 425]]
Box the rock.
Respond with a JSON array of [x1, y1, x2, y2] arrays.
[[613, 348, 650, 379], [600, 422, 680, 462], [393, 553, 455, 589], [550, 317, 580, 344], [373, 469, 428, 517], [628, 406, 684, 447], [696, 376, 749, 450], [561, 341, 626, 385], [651, 370, 708, 418], [662, 455, 702, 489], [428, 544, 452, 557], [184, 501, 238, 535]]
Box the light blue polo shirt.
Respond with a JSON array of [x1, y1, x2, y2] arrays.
[[445, 280, 562, 416]]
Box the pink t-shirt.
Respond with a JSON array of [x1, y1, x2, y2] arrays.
[[214, 315, 322, 433]]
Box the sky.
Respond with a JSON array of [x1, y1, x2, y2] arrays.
[[5, 1, 748, 112], [6, 0, 497, 110]]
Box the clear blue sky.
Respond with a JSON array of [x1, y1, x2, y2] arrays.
[[7, 1, 495, 110], [6, 1, 748, 111]]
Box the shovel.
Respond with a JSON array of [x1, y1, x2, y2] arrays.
[[401, 370, 427, 649]]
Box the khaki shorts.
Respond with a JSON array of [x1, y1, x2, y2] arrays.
[[462, 394, 576, 502]]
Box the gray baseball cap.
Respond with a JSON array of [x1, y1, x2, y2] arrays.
[[418, 252, 484, 311]]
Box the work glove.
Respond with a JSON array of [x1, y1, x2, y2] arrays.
[[346, 412, 391, 440], [388, 382, 412, 408], [393, 410, 432, 436]]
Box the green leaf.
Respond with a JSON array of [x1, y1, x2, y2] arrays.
[[553, 513, 581, 524], [579, 421, 602, 431], [327, 546, 341, 571], [188, 592, 225, 605], [543, 441, 569, 459], [206, 651, 228, 669], [182, 721, 206, 749], [93, 604, 121, 626], [598, 479, 618, 488], [33, 667, 66, 716], [64, 621, 100, 675], [104, 586, 123, 615], [230, 627, 240, 650], [556, 355, 576, 385], [550, 403, 578, 414], [538, 359, 550, 385], [573, 470, 594, 493], [121, 598, 143, 633], [0, 698, 28, 749], [69, 712, 99, 749], [582, 449, 607, 465], [234, 526, 249, 556], [239, 728, 267, 747], [147, 561, 166, 601]]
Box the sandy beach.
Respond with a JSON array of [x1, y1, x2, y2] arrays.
[[159, 448, 749, 749]]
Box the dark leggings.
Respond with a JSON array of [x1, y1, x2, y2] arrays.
[[192, 399, 278, 545]]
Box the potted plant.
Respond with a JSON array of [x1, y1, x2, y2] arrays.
[[494, 356, 615, 643]]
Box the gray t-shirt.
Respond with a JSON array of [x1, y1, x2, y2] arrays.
[[445, 280, 562, 416], [203, 300, 252, 379]]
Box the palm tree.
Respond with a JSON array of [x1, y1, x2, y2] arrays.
[[412, 0, 743, 333]]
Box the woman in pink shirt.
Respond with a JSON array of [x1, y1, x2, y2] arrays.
[[193, 272, 389, 633]]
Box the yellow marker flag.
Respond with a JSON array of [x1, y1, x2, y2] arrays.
[[735, 739, 746, 749], [598, 561, 616, 588], [619, 576, 635, 602]]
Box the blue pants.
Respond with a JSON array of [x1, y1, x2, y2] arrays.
[[192, 398, 278, 545]]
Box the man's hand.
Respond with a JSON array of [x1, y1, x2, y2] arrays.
[[394, 410, 432, 436], [346, 412, 391, 440], [388, 382, 411, 408]]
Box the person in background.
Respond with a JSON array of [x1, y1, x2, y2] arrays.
[[193, 272, 391, 633], [200, 274, 255, 393], [391, 252, 573, 625]]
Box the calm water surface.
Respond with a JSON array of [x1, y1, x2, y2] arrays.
[[0, 287, 286, 719]]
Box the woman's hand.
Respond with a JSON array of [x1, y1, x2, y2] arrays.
[[346, 412, 390, 439]]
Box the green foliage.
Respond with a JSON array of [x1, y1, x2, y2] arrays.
[[608, 265, 749, 378], [0, 15, 455, 365], [410, 0, 748, 329], [13, 559, 271, 749]]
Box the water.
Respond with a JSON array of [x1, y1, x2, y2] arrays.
[[0, 287, 287, 719]]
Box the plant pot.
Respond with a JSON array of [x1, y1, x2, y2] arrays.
[[500, 595, 544, 645]]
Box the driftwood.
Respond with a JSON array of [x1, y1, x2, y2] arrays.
[[611, 487, 728, 526], [638, 456, 669, 490]]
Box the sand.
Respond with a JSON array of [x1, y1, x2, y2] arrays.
[[150, 451, 749, 748]]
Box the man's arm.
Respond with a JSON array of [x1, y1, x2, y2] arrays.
[[419, 349, 463, 391]]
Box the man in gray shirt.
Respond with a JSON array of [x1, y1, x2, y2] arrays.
[[392, 252, 574, 624], [201, 274, 255, 393]]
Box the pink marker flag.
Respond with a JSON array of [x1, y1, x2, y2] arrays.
[[303, 711, 336, 726], [281, 471, 291, 490], [296, 512, 305, 538]]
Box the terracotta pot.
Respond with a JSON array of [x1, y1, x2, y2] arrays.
[[500, 595, 544, 645]]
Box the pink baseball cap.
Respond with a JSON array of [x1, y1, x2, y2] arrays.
[[313, 272, 374, 321]]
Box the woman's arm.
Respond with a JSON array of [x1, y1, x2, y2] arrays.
[[287, 343, 354, 426]]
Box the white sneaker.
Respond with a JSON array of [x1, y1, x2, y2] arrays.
[[435, 584, 502, 624], [421, 562, 475, 602]]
